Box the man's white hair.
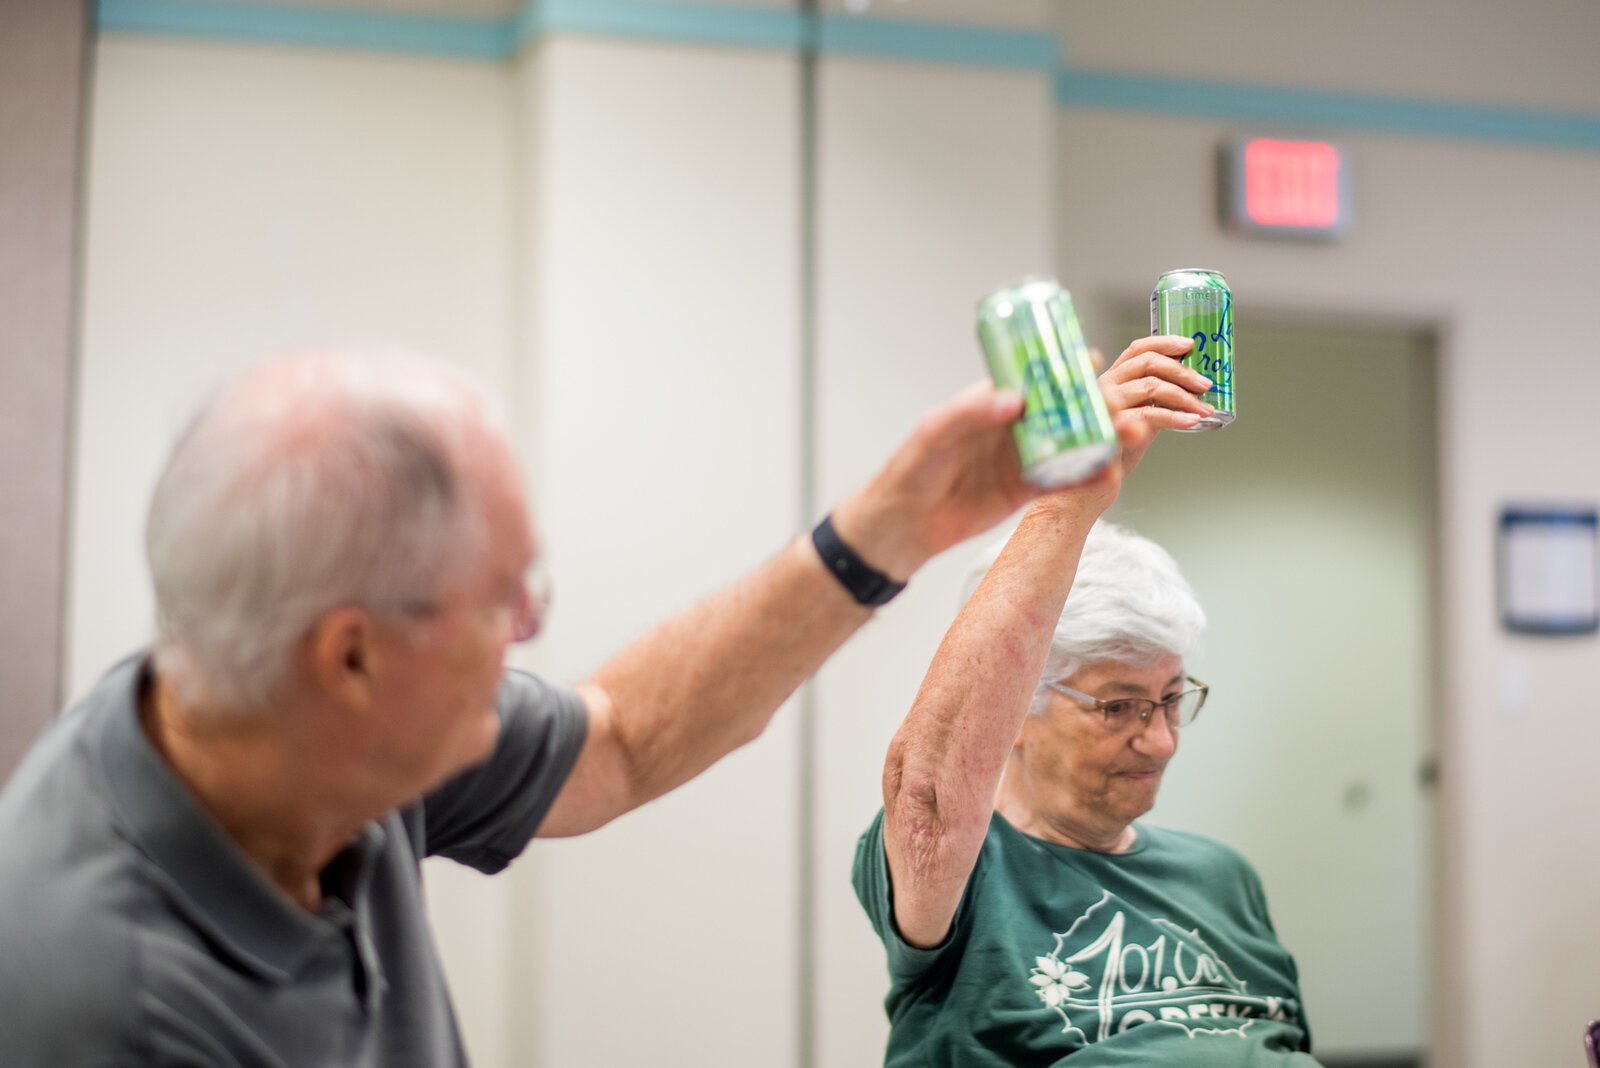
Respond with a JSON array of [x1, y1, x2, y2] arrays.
[[145, 347, 499, 710], [961, 520, 1206, 714]]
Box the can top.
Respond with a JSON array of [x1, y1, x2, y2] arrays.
[[977, 275, 1069, 318], [1157, 267, 1227, 283]]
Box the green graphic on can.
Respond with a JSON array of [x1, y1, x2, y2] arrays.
[[1151, 268, 1235, 431], [976, 278, 1119, 487]]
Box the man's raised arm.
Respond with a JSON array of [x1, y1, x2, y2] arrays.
[[537, 381, 1039, 837]]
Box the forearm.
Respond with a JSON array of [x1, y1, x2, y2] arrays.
[[586, 533, 871, 811], [886, 498, 1100, 854]]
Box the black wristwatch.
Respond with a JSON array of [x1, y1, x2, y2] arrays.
[[811, 514, 906, 607]]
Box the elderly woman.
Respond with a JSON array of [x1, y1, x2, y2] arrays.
[[853, 342, 1317, 1065]]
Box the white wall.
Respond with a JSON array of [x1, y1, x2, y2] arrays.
[[72, 37, 517, 696], [507, 32, 805, 1068]]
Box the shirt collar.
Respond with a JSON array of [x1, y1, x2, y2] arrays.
[[91, 655, 385, 983]]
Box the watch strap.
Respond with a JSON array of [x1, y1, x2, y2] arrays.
[[811, 514, 906, 607]]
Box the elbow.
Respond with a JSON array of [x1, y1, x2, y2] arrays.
[[883, 745, 949, 880], [883, 737, 948, 823], [883, 738, 995, 880], [728, 708, 771, 752]]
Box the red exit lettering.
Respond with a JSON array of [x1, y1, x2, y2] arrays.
[[1243, 139, 1342, 229]]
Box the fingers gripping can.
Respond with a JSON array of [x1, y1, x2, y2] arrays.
[[1150, 268, 1235, 431], [976, 278, 1119, 488]]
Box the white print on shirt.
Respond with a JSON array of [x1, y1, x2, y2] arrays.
[[1027, 891, 1299, 1045]]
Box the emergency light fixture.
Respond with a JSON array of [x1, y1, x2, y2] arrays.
[[1221, 137, 1350, 239]]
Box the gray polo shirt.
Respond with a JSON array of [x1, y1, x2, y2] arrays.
[[0, 655, 588, 1067]]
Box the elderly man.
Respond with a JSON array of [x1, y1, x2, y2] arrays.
[[853, 340, 1317, 1065], [0, 341, 1175, 1068]]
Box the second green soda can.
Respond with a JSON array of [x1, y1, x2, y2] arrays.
[[976, 277, 1119, 488], [1150, 268, 1235, 430]]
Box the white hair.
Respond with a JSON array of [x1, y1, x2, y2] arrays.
[[960, 520, 1206, 714], [145, 347, 500, 710]]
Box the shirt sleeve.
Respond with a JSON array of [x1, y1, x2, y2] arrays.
[[1236, 848, 1314, 1053], [851, 808, 975, 989], [420, 669, 589, 873]]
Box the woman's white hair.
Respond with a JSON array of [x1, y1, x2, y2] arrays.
[[961, 520, 1206, 714], [145, 348, 498, 711]]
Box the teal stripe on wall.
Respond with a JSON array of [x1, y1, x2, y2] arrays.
[[94, 0, 1600, 153], [96, 0, 513, 59], [1057, 69, 1600, 152], [816, 15, 1057, 71], [524, 0, 804, 52]]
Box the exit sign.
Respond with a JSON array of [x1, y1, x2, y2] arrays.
[[1221, 137, 1349, 239]]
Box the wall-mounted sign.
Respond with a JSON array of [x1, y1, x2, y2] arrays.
[[1498, 506, 1599, 635], [1221, 137, 1349, 239]]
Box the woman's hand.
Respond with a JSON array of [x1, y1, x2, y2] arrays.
[[1097, 335, 1214, 474]]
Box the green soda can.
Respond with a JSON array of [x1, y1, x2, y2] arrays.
[[1150, 268, 1235, 431], [976, 277, 1119, 488]]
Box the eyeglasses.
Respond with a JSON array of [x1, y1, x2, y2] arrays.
[[385, 559, 552, 645], [506, 560, 553, 644], [1043, 676, 1209, 733]]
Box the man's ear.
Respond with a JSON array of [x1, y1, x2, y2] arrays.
[[304, 607, 378, 712]]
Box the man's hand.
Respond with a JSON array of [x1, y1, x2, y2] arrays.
[[829, 382, 1039, 582]]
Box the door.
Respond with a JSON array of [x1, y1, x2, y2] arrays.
[[1109, 314, 1435, 1063]]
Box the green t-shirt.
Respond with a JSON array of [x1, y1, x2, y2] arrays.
[[853, 810, 1321, 1066]]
